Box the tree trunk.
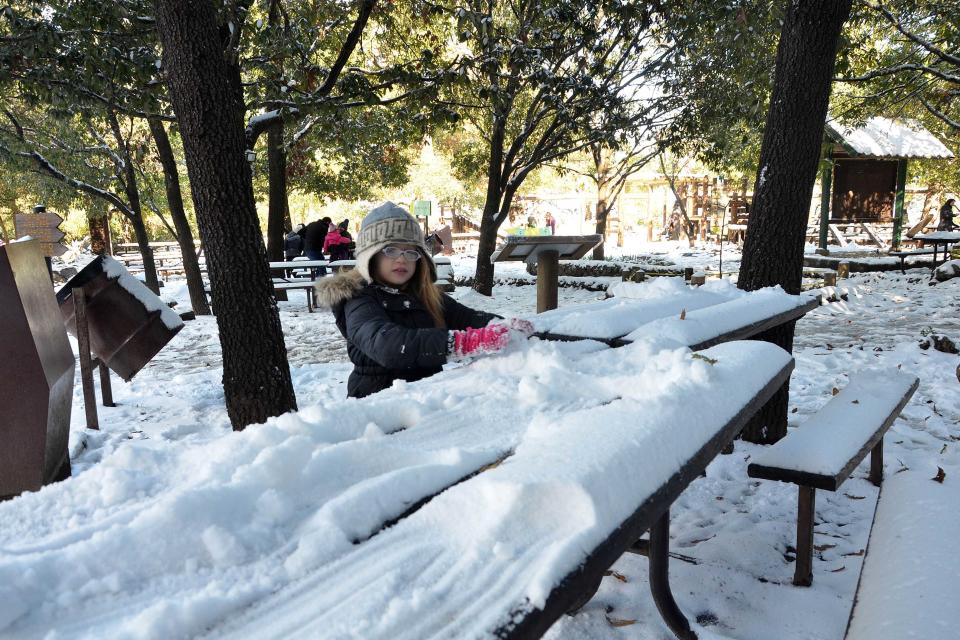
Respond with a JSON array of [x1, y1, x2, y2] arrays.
[[148, 117, 211, 315], [474, 208, 501, 296], [738, 0, 852, 444], [594, 177, 612, 261], [267, 120, 288, 300], [108, 112, 160, 293], [154, 0, 297, 430], [473, 113, 507, 297]]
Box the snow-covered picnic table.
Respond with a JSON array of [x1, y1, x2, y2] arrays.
[[0, 280, 818, 640]]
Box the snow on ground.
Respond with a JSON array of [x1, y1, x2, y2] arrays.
[[1, 245, 958, 640]]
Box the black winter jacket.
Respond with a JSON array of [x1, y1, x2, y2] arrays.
[[315, 270, 497, 398]]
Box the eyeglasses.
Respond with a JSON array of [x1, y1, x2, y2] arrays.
[[381, 246, 421, 261]]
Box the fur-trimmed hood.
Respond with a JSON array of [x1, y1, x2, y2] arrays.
[[313, 269, 365, 309]]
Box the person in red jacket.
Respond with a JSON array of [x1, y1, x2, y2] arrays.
[[323, 222, 353, 262]]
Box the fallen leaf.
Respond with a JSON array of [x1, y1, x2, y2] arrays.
[[842, 549, 865, 557], [604, 570, 628, 583], [791, 407, 798, 413], [814, 543, 836, 552], [607, 617, 637, 628], [680, 308, 686, 320], [851, 399, 859, 404], [940, 444, 948, 455], [933, 467, 946, 483], [832, 387, 840, 396], [829, 566, 846, 573], [843, 493, 865, 500], [692, 353, 718, 365]]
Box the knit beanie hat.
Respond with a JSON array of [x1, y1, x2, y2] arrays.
[[355, 201, 436, 283]]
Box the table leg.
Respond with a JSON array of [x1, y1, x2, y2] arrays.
[[536, 250, 560, 313], [649, 509, 697, 640]]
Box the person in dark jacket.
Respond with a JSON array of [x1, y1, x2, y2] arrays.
[[304, 216, 332, 276], [338, 219, 356, 258], [938, 199, 957, 231], [315, 201, 533, 398]]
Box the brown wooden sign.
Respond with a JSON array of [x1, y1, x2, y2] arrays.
[[14, 212, 68, 257]]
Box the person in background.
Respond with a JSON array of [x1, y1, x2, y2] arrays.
[[338, 219, 356, 258], [938, 198, 957, 231], [304, 216, 332, 276], [284, 224, 305, 260], [315, 201, 534, 398], [324, 221, 353, 263], [544, 212, 557, 235]]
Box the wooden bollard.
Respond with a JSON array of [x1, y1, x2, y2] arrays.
[[690, 272, 706, 286], [683, 267, 694, 281], [823, 271, 837, 287], [622, 266, 645, 283], [837, 261, 850, 279]]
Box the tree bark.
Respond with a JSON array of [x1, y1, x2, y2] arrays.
[[473, 113, 508, 296], [108, 112, 159, 293], [148, 117, 211, 315], [154, 0, 297, 430], [592, 145, 611, 260], [738, 0, 853, 444], [266, 120, 289, 300]]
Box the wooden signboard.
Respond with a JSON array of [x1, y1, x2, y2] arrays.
[[14, 212, 68, 257]]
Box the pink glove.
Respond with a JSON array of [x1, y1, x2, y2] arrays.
[[449, 324, 511, 359]]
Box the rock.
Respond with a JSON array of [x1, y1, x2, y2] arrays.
[[931, 335, 959, 354], [933, 259, 960, 282], [178, 310, 196, 321]]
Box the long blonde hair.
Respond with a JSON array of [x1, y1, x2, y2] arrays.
[[372, 253, 445, 328], [406, 258, 446, 328]]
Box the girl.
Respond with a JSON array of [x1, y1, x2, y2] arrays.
[[316, 201, 532, 398]]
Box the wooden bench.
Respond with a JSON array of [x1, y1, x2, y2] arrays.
[[747, 371, 918, 586], [888, 248, 937, 274]]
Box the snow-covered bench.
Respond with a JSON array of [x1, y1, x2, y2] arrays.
[[888, 248, 938, 274], [747, 371, 919, 586]]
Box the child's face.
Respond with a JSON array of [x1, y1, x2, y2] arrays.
[[375, 243, 419, 287]]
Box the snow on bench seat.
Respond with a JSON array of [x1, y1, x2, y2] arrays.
[[210, 341, 794, 640], [623, 287, 820, 351], [748, 371, 918, 491]]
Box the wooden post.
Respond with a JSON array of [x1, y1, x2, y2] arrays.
[[837, 260, 850, 279], [97, 361, 114, 407], [536, 250, 559, 313], [73, 288, 99, 430], [891, 159, 908, 250], [870, 438, 883, 487], [794, 485, 815, 586], [818, 147, 833, 254], [823, 271, 837, 287]]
